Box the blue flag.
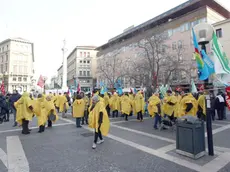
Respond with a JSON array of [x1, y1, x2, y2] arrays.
[[201, 50, 215, 75], [117, 88, 123, 95]]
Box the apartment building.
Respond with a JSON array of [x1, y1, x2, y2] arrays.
[[64, 46, 97, 92], [96, 0, 230, 88], [0, 37, 35, 93]]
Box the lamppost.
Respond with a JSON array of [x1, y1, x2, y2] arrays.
[[61, 40, 68, 91], [193, 23, 214, 156], [43, 76, 48, 94]]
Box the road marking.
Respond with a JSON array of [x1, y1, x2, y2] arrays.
[[156, 144, 176, 153], [200, 152, 230, 172], [60, 117, 230, 172], [205, 124, 230, 137], [7, 136, 29, 172], [0, 148, 7, 168], [111, 117, 150, 124], [0, 123, 72, 134], [111, 124, 175, 143]]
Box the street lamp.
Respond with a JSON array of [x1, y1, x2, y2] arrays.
[[193, 23, 214, 156], [43, 76, 48, 94]]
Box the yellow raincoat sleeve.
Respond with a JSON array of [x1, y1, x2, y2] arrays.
[[198, 95, 206, 115]]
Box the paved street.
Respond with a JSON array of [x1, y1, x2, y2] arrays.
[[0, 112, 230, 172]]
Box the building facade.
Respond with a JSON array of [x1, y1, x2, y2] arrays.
[[0, 37, 35, 93], [96, 0, 230, 89], [213, 19, 230, 58], [57, 65, 63, 88], [58, 46, 97, 92]]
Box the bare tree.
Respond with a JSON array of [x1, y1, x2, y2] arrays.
[[127, 31, 194, 94], [97, 49, 127, 88]]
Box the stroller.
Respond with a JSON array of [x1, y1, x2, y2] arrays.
[[159, 114, 177, 131]]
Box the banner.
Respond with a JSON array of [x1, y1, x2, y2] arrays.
[[225, 87, 230, 110]]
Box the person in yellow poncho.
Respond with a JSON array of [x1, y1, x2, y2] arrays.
[[46, 95, 59, 128], [134, 91, 145, 121], [197, 93, 206, 120], [73, 94, 85, 128], [148, 93, 161, 129], [80, 92, 89, 125], [32, 94, 47, 133], [55, 93, 61, 112], [121, 93, 132, 121], [109, 93, 120, 118], [128, 92, 134, 116], [14, 92, 34, 134], [162, 90, 177, 120], [88, 95, 110, 149], [57, 93, 68, 118], [178, 93, 198, 117], [104, 92, 110, 117]]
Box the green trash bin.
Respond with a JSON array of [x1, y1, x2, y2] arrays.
[[176, 118, 205, 159]]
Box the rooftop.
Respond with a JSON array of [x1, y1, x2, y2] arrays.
[[213, 18, 230, 26], [96, 0, 230, 51], [0, 37, 33, 45]]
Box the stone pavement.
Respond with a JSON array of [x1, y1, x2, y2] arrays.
[[0, 112, 230, 172]]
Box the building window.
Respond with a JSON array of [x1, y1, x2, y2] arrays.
[[87, 71, 90, 76], [23, 77, 27, 82], [172, 42, 177, 50], [80, 60, 82, 63], [83, 61, 86, 63], [5, 54, 8, 62], [87, 52, 90, 57], [185, 22, 190, 31], [178, 54, 183, 61], [5, 63, 7, 71], [83, 71, 86, 76], [13, 77, 16, 81], [87, 60, 90, 63], [84, 52, 86, 57], [87, 80, 90, 83], [1, 56, 3, 62], [6, 45, 8, 50], [23, 85, 27, 91], [80, 52, 82, 57], [18, 77, 22, 81], [180, 24, 185, 32], [79, 71, 82, 76], [0, 64, 3, 73], [2, 47, 4, 52], [168, 29, 173, 37], [13, 65, 17, 73], [178, 40, 183, 49], [216, 28, 223, 38]]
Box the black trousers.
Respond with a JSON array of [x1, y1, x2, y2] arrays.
[[112, 110, 118, 118], [124, 114, 128, 121], [38, 125, 45, 132], [22, 119, 29, 134], [137, 111, 143, 120], [48, 120, 52, 127], [217, 109, 224, 120], [106, 105, 110, 117], [82, 110, 88, 124], [94, 125, 103, 143]]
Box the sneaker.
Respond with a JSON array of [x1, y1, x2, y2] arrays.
[[97, 139, 104, 144], [92, 143, 96, 149]]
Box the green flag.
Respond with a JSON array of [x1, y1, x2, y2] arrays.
[[191, 79, 197, 93]]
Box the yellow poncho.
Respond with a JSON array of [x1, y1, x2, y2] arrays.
[[162, 95, 177, 116], [57, 95, 68, 112], [73, 99, 85, 118], [148, 95, 161, 117], [198, 94, 206, 115], [14, 92, 33, 125], [32, 96, 47, 126], [109, 94, 120, 111], [121, 95, 132, 115], [179, 94, 198, 117], [88, 101, 110, 136], [134, 91, 145, 114], [104, 93, 110, 107]]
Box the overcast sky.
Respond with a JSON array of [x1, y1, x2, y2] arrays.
[[0, 0, 229, 82]]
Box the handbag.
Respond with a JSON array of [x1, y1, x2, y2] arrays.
[[49, 113, 56, 121]]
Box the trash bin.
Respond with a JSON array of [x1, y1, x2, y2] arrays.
[[176, 116, 205, 159]]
